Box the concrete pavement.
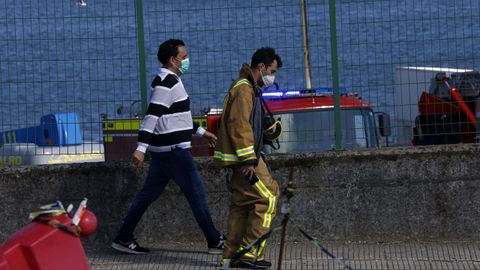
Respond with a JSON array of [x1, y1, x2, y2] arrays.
[[86, 240, 480, 270]]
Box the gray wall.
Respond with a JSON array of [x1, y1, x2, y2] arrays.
[[1, 144, 480, 245]]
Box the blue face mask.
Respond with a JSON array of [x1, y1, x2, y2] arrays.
[[176, 58, 190, 74]]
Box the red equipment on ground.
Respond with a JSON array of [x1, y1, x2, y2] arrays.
[[0, 200, 96, 270]]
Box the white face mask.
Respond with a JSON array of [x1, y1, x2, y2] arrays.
[[261, 70, 275, 88]]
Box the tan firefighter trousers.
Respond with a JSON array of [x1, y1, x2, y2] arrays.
[[223, 157, 280, 260]]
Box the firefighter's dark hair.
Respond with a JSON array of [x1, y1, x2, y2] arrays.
[[157, 39, 185, 65], [251, 47, 283, 69]]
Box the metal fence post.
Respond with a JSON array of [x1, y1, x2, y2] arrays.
[[134, 0, 148, 114], [329, 0, 342, 150]]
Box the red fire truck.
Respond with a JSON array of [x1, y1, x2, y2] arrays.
[[102, 88, 391, 160]]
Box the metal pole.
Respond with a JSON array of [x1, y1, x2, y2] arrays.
[[134, 0, 148, 115], [276, 215, 288, 270], [277, 167, 294, 270], [300, 0, 312, 90], [329, 0, 342, 150]]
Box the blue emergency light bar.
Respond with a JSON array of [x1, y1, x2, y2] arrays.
[[262, 87, 349, 99]]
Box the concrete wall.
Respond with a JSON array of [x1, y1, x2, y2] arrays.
[[1, 144, 480, 245]]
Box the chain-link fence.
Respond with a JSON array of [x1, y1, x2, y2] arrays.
[[1, 0, 479, 165]]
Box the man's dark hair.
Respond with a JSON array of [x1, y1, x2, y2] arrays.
[[251, 47, 283, 69], [157, 39, 185, 65]]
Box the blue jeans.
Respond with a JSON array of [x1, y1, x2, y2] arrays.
[[116, 148, 220, 246]]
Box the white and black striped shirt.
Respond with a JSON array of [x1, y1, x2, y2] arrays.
[[136, 68, 205, 153]]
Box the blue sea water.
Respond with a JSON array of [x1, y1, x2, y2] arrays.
[[1, 0, 479, 142]]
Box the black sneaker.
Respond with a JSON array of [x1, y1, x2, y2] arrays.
[[111, 238, 150, 254], [208, 234, 226, 255]]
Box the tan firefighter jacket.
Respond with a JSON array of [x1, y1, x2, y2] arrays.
[[213, 64, 264, 167]]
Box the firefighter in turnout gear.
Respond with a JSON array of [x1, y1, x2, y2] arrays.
[[214, 47, 283, 269]]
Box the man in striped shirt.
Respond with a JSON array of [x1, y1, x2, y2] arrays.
[[111, 39, 224, 255]]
